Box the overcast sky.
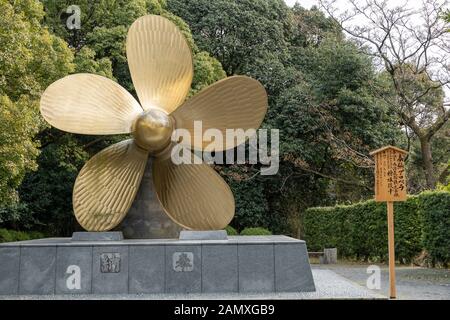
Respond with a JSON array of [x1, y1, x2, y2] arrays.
[[284, 0, 450, 100], [284, 0, 428, 9], [284, 0, 316, 7]]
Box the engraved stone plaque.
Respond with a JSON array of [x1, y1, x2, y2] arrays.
[[173, 252, 194, 272], [100, 253, 121, 273]]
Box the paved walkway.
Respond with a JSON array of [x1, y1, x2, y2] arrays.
[[314, 264, 450, 300], [1, 264, 447, 300]]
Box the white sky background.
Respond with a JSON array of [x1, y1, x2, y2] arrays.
[[284, 0, 450, 100], [284, 0, 428, 10], [284, 0, 317, 7]]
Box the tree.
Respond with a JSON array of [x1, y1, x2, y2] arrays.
[[10, 0, 227, 235], [0, 0, 74, 100], [320, 0, 450, 189], [0, 96, 40, 206], [167, 0, 292, 76], [73, 47, 114, 78], [0, 0, 73, 209], [169, 0, 403, 234], [270, 36, 402, 200], [18, 135, 89, 235], [43, 0, 225, 92]]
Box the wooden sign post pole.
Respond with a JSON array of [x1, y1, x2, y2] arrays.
[[370, 145, 408, 300], [387, 201, 396, 299]]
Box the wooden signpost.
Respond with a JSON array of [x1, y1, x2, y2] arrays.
[[369, 145, 408, 299]]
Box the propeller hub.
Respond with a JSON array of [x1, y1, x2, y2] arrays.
[[132, 109, 174, 153]]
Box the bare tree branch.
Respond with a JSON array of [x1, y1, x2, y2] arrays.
[[319, 0, 450, 188]]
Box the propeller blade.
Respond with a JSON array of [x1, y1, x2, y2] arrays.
[[152, 152, 235, 230], [126, 15, 193, 113], [73, 139, 148, 231], [40, 74, 143, 135], [171, 76, 268, 151]]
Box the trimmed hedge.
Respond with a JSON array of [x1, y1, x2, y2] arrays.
[[240, 227, 272, 236], [0, 228, 45, 243], [303, 191, 449, 265], [224, 225, 239, 235], [420, 191, 450, 266]]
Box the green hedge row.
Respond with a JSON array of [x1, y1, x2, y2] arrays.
[[240, 227, 272, 236], [0, 228, 45, 243], [224, 225, 272, 236], [420, 192, 450, 266], [303, 191, 449, 265]]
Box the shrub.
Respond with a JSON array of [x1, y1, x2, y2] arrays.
[[419, 191, 450, 267], [303, 195, 424, 263], [224, 225, 238, 235], [0, 203, 37, 229], [0, 229, 14, 242], [240, 227, 272, 236], [0, 228, 45, 243], [227, 175, 270, 230]]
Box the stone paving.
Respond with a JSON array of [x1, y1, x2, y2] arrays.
[[314, 264, 450, 300]]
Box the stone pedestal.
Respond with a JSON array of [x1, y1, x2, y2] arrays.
[[116, 158, 182, 239], [71, 232, 123, 241], [0, 235, 315, 295], [179, 230, 228, 240]]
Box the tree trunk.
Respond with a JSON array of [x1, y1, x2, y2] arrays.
[[419, 137, 436, 189]]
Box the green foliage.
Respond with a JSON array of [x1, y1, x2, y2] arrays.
[[73, 47, 114, 78], [289, 5, 341, 48], [41, 0, 208, 93], [0, 0, 446, 254], [18, 134, 90, 235], [419, 191, 450, 266], [0, 228, 45, 243], [0, 0, 73, 209], [168, 0, 291, 75], [303, 198, 423, 262], [437, 162, 450, 192], [408, 124, 450, 193], [0, 202, 37, 229], [6, 0, 230, 235], [224, 171, 269, 231], [171, 0, 405, 228], [240, 227, 272, 236], [304, 192, 449, 264], [0, 0, 74, 99], [0, 96, 40, 206], [224, 225, 238, 235], [191, 51, 226, 95]]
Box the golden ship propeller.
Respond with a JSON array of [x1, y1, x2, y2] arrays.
[[40, 15, 268, 232]]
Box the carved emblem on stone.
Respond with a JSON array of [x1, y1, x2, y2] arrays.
[[100, 253, 121, 273], [173, 252, 194, 272]]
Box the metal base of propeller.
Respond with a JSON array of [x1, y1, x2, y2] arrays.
[[116, 158, 182, 239]]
